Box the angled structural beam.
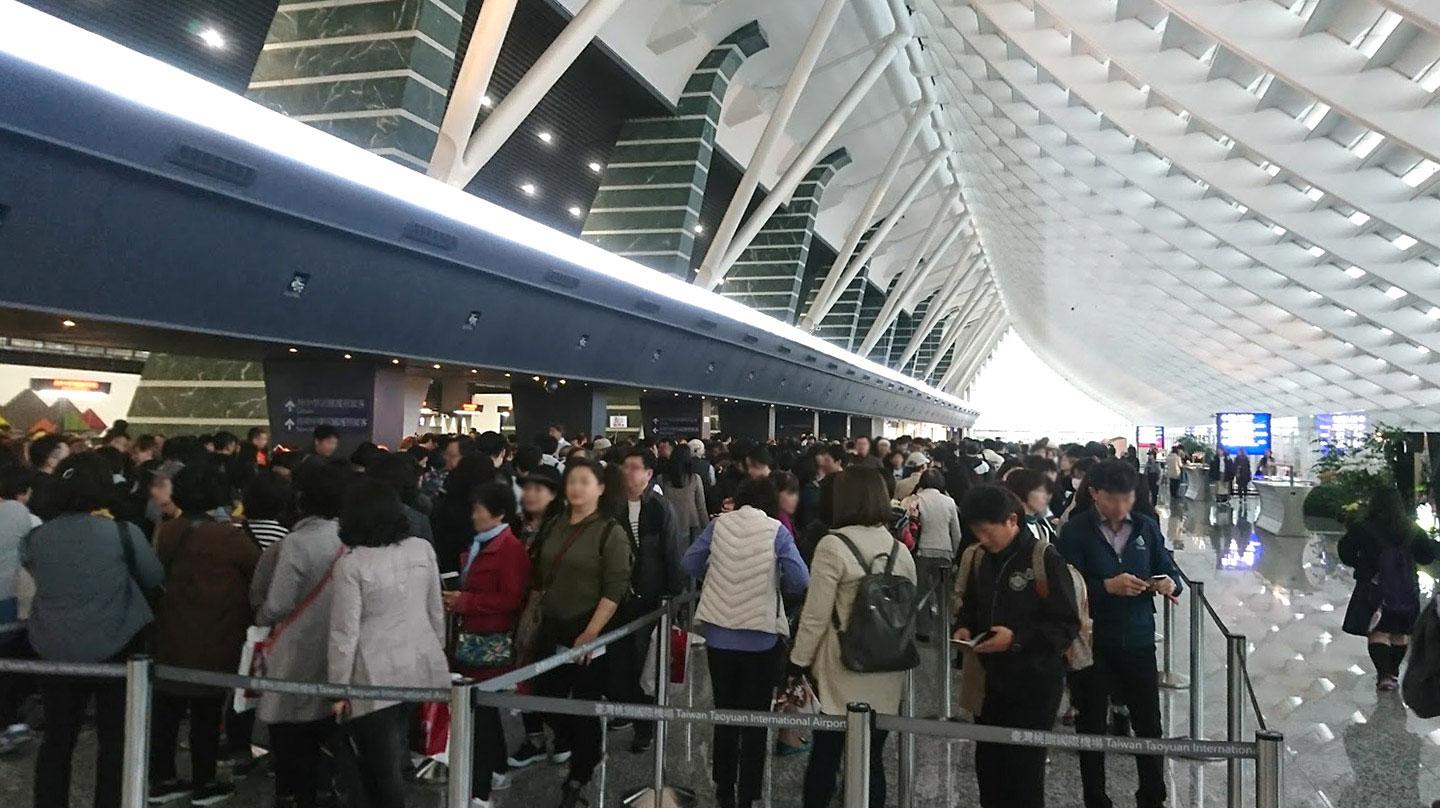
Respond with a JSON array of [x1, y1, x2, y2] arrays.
[[705, 33, 910, 285], [801, 101, 932, 329], [896, 251, 984, 367], [941, 304, 1004, 388], [693, 0, 851, 288], [804, 148, 947, 328], [924, 282, 993, 378], [944, 310, 1006, 393], [428, 0, 519, 183], [953, 322, 1008, 395], [859, 200, 968, 354], [446, 0, 629, 185]]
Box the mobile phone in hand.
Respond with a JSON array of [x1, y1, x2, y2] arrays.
[[950, 630, 994, 649], [441, 571, 460, 591]]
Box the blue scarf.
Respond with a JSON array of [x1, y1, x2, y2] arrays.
[[462, 523, 507, 580]]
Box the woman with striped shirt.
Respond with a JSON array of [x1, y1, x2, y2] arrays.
[[240, 471, 291, 550]]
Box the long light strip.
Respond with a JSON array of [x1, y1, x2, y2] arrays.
[[0, 1, 973, 414]]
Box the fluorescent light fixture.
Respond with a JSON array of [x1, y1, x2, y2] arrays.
[[537, 130, 553, 144], [0, 4, 971, 413], [519, 182, 537, 196], [567, 205, 583, 218], [1344, 265, 1367, 279], [197, 27, 225, 50], [587, 161, 602, 173]]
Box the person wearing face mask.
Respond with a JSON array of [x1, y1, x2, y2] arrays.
[[1057, 460, 1183, 808], [1056, 458, 1094, 528], [952, 485, 1079, 808]]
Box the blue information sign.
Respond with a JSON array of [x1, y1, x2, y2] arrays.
[[1215, 412, 1271, 452]]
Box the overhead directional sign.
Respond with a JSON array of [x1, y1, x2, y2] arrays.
[[265, 361, 376, 450]]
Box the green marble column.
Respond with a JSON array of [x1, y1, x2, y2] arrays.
[[857, 275, 901, 364], [719, 148, 852, 324], [581, 22, 768, 279], [246, 0, 466, 170], [126, 354, 269, 437]]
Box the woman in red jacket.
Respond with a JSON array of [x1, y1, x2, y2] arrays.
[[442, 481, 532, 808]]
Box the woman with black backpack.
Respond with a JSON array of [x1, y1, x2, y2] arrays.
[[789, 467, 917, 808], [1340, 486, 1437, 691]]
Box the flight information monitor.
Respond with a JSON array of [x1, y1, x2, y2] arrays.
[[1135, 426, 1165, 450], [1215, 412, 1271, 452]]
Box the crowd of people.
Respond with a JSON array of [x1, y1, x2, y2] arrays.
[[0, 420, 1217, 808]]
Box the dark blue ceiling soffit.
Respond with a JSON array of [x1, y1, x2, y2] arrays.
[[0, 52, 975, 427]]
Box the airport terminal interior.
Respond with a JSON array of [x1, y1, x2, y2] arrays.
[[4, 0, 1440, 806]]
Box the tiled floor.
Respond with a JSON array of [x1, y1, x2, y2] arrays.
[[3, 493, 1438, 807]]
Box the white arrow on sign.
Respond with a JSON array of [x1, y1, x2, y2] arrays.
[[284, 418, 295, 430], [285, 400, 296, 411]]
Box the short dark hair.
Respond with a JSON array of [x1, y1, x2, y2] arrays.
[[212, 431, 239, 452], [52, 453, 117, 514], [173, 461, 232, 514], [513, 445, 542, 473], [471, 481, 517, 524], [536, 433, 560, 455], [133, 434, 159, 454], [830, 467, 892, 527], [1003, 469, 1049, 502], [350, 441, 384, 468], [247, 427, 269, 441], [243, 470, 292, 522], [1087, 460, 1138, 494], [746, 446, 773, 469], [735, 477, 779, 516], [27, 434, 65, 469], [313, 425, 339, 442], [296, 461, 351, 519], [1022, 455, 1058, 475], [0, 465, 38, 499], [770, 470, 799, 495], [959, 485, 1025, 528], [821, 444, 847, 464], [916, 468, 947, 493], [563, 457, 605, 486], [623, 448, 655, 470], [339, 478, 410, 547], [367, 452, 421, 499], [475, 431, 506, 457]]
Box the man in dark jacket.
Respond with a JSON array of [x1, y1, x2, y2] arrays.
[[954, 485, 1079, 808], [1057, 460, 1182, 808], [610, 449, 684, 751]]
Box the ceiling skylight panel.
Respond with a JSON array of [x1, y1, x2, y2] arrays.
[[1351, 11, 1404, 59]]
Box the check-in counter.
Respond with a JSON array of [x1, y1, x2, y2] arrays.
[[1254, 479, 1315, 537]]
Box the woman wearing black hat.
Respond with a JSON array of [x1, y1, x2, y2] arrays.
[[514, 467, 563, 548]]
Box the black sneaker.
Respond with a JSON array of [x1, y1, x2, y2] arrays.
[[191, 782, 236, 806], [148, 779, 193, 804], [550, 742, 573, 764], [630, 726, 654, 754], [508, 740, 548, 768]]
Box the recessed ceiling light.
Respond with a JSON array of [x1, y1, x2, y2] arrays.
[[537, 130, 554, 144], [693, 224, 705, 234], [60, 319, 76, 328], [391, 358, 400, 364], [288, 347, 298, 353], [568, 205, 583, 218], [532, 375, 541, 381], [470, 368, 478, 374], [587, 161, 602, 173], [503, 372, 511, 377], [343, 353, 352, 360], [197, 27, 226, 50], [479, 95, 493, 108], [520, 182, 536, 196], [432, 363, 441, 369], [559, 379, 567, 385]]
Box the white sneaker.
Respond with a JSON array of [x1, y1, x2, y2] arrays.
[[492, 771, 512, 791], [470, 798, 492, 808]]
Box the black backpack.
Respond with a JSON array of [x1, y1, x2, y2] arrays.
[[1403, 596, 1440, 718], [829, 533, 920, 673]]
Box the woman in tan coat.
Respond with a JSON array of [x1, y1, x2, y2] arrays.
[[790, 467, 916, 808]]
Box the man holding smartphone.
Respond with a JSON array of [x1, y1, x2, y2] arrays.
[[953, 485, 1080, 807], [1057, 460, 1183, 808]]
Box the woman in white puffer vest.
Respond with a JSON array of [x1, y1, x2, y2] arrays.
[[683, 477, 809, 808]]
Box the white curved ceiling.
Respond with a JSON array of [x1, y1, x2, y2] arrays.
[[575, 0, 1440, 426]]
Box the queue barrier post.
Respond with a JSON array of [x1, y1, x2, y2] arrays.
[[1158, 594, 1188, 689], [121, 655, 153, 808], [1225, 634, 1246, 808], [624, 598, 694, 808], [1254, 730, 1283, 808], [936, 559, 953, 720], [448, 680, 474, 808], [899, 671, 915, 808], [1188, 581, 1206, 739], [843, 703, 872, 808]]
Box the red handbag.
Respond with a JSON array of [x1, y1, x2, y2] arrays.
[[417, 701, 450, 758], [669, 625, 687, 684]]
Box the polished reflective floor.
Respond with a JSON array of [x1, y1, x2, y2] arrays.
[[3, 494, 1437, 807]]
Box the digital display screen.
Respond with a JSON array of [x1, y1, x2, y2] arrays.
[[1215, 412, 1271, 452], [1135, 426, 1165, 450], [1314, 412, 1367, 451]]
